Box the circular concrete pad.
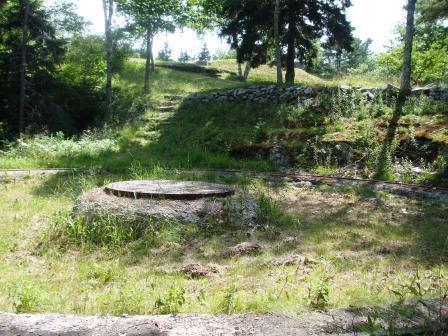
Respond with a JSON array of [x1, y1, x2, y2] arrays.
[[105, 180, 235, 200]]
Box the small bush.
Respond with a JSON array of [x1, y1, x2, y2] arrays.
[[8, 280, 40, 313], [306, 276, 331, 309], [154, 286, 186, 314], [3, 130, 119, 161], [217, 285, 239, 314], [47, 212, 155, 247], [256, 194, 296, 229]]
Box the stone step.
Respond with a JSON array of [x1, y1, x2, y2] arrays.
[[144, 121, 173, 130], [164, 95, 184, 101], [158, 105, 177, 112], [134, 130, 160, 139], [142, 114, 174, 123]]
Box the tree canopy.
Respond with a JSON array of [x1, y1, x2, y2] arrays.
[[203, 0, 353, 83]]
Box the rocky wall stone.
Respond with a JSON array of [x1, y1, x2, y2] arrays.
[[184, 85, 448, 105]]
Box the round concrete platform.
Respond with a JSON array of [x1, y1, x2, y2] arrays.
[[105, 180, 235, 200]]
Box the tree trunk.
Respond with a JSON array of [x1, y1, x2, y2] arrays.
[[19, 0, 29, 134], [376, 0, 416, 178], [285, 4, 295, 84], [237, 63, 242, 78], [274, 0, 283, 84], [400, 0, 416, 96], [243, 62, 251, 81], [336, 48, 342, 74], [144, 27, 152, 93], [149, 33, 155, 72], [102, 0, 114, 117]]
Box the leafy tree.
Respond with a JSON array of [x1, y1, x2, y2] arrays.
[[45, 0, 89, 39], [178, 50, 191, 63], [378, 20, 447, 84], [117, 0, 184, 92], [157, 42, 172, 61], [0, 0, 65, 135], [417, 0, 448, 22], [208, 0, 353, 84], [197, 42, 211, 63], [316, 37, 373, 76]]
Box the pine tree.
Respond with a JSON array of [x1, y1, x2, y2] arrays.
[[418, 0, 448, 22], [197, 43, 211, 64], [157, 42, 172, 61], [178, 51, 191, 63], [215, 0, 353, 84]]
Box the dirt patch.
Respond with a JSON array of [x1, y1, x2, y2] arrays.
[[272, 254, 316, 267], [229, 242, 262, 255], [181, 264, 223, 278]]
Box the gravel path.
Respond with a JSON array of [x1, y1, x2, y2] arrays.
[[0, 310, 367, 336]]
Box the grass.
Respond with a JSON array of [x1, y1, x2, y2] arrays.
[[0, 57, 447, 327], [0, 171, 446, 315], [208, 59, 394, 88], [1, 59, 446, 187]]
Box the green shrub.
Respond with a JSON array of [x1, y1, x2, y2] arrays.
[[154, 286, 186, 314], [217, 285, 239, 314], [8, 280, 41, 313]]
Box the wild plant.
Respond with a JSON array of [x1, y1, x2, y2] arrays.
[[8, 280, 40, 313], [306, 275, 331, 309], [217, 285, 239, 314], [359, 270, 448, 335], [154, 285, 186, 314]]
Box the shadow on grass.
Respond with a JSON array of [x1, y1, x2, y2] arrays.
[[34, 170, 448, 271]]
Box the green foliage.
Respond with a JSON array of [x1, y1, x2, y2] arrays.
[[0, 0, 65, 135], [117, 0, 183, 34], [315, 38, 375, 76], [157, 42, 172, 61], [62, 35, 107, 88], [217, 285, 239, 314], [256, 194, 296, 229], [2, 130, 119, 162], [212, 0, 353, 75], [8, 280, 40, 313], [45, 0, 88, 38], [197, 42, 211, 63], [306, 275, 330, 309], [378, 21, 448, 84], [0, 1, 132, 136], [50, 212, 154, 247], [178, 50, 191, 63], [359, 270, 448, 335], [105, 285, 148, 315], [154, 286, 186, 314], [417, 0, 448, 22], [213, 49, 236, 60]]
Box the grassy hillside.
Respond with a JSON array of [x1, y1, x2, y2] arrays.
[[208, 59, 394, 88], [1, 59, 446, 186], [0, 59, 447, 318]]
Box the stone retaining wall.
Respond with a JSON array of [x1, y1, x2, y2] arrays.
[[184, 84, 448, 105]]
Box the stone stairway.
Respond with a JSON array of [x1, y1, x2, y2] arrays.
[[134, 95, 184, 141]]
